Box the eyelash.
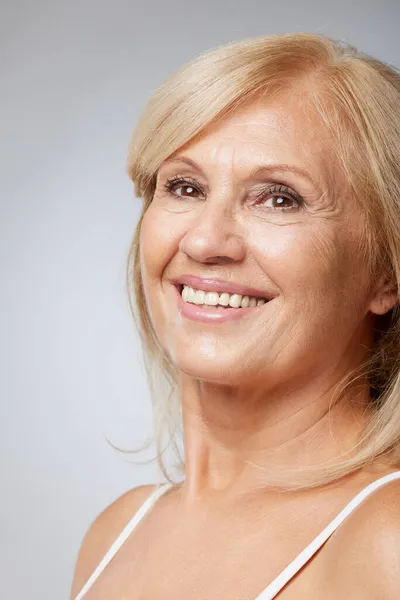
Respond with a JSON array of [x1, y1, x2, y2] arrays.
[[163, 176, 304, 212]]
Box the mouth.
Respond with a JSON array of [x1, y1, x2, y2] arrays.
[[173, 284, 273, 324], [176, 283, 270, 308]]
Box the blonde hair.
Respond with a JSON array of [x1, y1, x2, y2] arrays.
[[123, 33, 400, 490]]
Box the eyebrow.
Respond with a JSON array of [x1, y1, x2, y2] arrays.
[[161, 155, 316, 186]]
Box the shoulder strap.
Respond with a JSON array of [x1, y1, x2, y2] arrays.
[[74, 482, 174, 600], [254, 470, 400, 600]]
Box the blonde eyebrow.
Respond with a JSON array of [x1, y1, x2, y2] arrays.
[[161, 155, 316, 186]]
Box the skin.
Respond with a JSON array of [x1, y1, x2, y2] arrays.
[[69, 93, 400, 599], [140, 93, 397, 504]]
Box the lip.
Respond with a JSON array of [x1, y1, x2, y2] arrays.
[[173, 284, 271, 324], [169, 274, 275, 300]]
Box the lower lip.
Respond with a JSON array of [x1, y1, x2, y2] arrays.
[[174, 286, 270, 324]]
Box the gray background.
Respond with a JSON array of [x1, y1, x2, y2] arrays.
[[1, 1, 399, 598]]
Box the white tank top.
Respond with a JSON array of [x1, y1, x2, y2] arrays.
[[74, 470, 400, 600]]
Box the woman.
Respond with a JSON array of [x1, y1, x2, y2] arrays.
[[71, 33, 400, 599]]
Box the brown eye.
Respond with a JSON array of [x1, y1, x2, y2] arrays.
[[174, 185, 198, 198], [255, 184, 304, 212], [164, 177, 203, 199], [261, 195, 298, 210]]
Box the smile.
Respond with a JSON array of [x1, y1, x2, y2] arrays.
[[174, 284, 272, 324]]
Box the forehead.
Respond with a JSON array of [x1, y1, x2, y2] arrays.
[[165, 95, 336, 189]]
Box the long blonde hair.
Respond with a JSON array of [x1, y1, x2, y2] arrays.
[[123, 33, 400, 489]]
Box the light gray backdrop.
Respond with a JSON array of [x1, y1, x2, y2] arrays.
[[1, 0, 399, 598]]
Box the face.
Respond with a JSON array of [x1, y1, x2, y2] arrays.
[[139, 94, 384, 392]]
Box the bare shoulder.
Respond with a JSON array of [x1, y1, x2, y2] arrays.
[[329, 475, 400, 599], [69, 483, 157, 599]]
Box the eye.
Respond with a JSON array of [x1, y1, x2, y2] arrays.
[[163, 176, 304, 212], [163, 176, 204, 199], [254, 183, 304, 212]]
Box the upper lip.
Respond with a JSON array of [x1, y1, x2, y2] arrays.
[[170, 274, 276, 299]]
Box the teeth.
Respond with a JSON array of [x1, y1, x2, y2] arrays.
[[228, 294, 242, 308], [180, 285, 268, 308], [219, 292, 230, 306], [193, 290, 205, 305], [204, 291, 219, 306], [241, 295, 250, 308]]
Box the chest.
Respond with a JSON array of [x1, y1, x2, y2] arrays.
[[83, 505, 346, 600]]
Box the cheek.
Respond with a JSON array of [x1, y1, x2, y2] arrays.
[[252, 223, 355, 306], [139, 206, 180, 280]]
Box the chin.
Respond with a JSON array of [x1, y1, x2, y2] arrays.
[[167, 348, 253, 385]]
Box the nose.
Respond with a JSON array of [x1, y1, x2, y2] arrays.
[[178, 201, 246, 265]]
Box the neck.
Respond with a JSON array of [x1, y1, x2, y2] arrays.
[[178, 370, 373, 504]]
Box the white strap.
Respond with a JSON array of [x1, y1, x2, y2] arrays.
[[74, 482, 174, 600], [254, 470, 400, 600], [75, 472, 400, 600]]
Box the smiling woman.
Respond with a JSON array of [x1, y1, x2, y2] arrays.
[[71, 33, 400, 600]]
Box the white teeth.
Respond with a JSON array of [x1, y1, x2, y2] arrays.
[[193, 290, 205, 305], [228, 294, 242, 308], [180, 285, 268, 308], [240, 295, 250, 308], [218, 292, 230, 306], [204, 291, 219, 305]]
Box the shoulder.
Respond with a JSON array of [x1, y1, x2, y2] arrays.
[[329, 475, 400, 599], [69, 483, 157, 599]]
